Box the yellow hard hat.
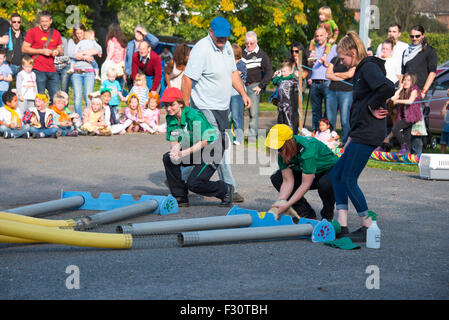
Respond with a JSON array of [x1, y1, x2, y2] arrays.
[[265, 124, 293, 149]]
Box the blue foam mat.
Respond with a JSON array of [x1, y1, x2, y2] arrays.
[[61, 191, 178, 215]]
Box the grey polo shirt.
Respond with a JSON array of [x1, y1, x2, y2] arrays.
[[184, 34, 237, 111]]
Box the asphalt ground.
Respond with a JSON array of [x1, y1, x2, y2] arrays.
[[0, 115, 448, 304]]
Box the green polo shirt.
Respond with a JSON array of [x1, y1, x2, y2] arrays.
[[278, 135, 339, 174], [166, 107, 218, 148]]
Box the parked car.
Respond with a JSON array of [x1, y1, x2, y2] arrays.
[[428, 69, 449, 134], [436, 60, 449, 75]]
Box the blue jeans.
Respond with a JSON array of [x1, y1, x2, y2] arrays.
[[29, 126, 58, 137], [230, 95, 244, 144], [58, 126, 75, 136], [196, 107, 237, 192], [71, 71, 95, 117], [0, 91, 5, 107], [310, 80, 332, 131], [327, 90, 353, 144], [56, 64, 71, 94], [330, 141, 375, 217], [0, 124, 30, 138], [246, 82, 260, 138], [10, 64, 21, 78], [34, 70, 59, 104]]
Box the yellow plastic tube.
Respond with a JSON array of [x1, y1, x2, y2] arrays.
[[0, 211, 76, 228], [0, 235, 40, 244], [0, 219, 133, 249]]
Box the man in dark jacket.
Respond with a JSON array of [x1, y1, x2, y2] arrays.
[[242, 31, 273, 138], [7, 13, 27, 77]]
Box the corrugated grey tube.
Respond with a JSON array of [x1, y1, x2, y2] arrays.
[[178, 224, 314, 246], [117, 214, 253, 235], [75, 200, 159, 230], [6, 196, 85, 217]]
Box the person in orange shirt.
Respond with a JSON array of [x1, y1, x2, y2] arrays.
[[48, 91, 79, 136]]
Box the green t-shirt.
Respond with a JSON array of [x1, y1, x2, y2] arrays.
[[166, 107, 218, 148], [278, 135, 339, 174]]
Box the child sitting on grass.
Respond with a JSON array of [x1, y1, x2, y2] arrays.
[[0, 91, 30, 139], [81, 97, 112, 136], [23, 93, 60, 139], [49, 91, 79, 137]]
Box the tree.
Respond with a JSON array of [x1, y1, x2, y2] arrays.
[[116, 0, 354, 67], [1, 0, 355, 68]]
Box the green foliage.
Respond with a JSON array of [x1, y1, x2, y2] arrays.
[[0, 0, 93, 39], [370, 31, 449, 64], [377, 0, 447, 34]]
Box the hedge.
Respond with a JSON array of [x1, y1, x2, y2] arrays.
[[370, 32, 449, 64]]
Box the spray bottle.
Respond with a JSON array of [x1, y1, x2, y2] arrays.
[[365, 211, 381, 249]]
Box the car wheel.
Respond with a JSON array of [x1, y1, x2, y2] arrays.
[[431, 136, 438, 149]]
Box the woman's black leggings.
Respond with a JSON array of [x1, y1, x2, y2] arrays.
[[392, 119, 413, 146]]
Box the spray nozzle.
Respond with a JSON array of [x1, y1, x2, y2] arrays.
[[365, 210, 377, 221]]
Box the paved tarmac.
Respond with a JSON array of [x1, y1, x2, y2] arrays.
[[0, 115, 448, 302]]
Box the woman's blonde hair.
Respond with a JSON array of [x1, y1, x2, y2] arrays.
[[337, 31, 367, 63], [232, 43, 242, 60], [318, 6, 333, 20]]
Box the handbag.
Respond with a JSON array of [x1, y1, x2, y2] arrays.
[[411, 117, 427, 136]]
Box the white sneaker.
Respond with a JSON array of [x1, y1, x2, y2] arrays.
[[233, 140, 241, 145]]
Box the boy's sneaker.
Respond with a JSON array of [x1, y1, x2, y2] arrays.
[[67, 130, 78, 137], [346, 226, 368, 243], [31, 132, 41, 139], [23, 132, 30, 139], [3, 132, 13, 139]]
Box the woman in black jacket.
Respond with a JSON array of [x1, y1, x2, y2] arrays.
[[330, 32, 395, 242], [402, 25, 438, 154]]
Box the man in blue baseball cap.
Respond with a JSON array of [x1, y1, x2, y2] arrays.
[[209, 17, 231, 50], [180, 16, 251, 204]]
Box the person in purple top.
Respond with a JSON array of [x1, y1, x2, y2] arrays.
[[307, 27, 337, 131]]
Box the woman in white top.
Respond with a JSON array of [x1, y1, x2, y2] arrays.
[[164, 43, 191, 90], [378, 39, 401, 85]]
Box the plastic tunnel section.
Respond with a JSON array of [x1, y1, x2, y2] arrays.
[[0, 219, 132, 249]]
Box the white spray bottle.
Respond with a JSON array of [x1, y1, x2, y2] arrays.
[[366, 211, 381, 249]]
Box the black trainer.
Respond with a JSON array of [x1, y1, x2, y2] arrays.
[[347, 226, 368, 242], [219, 184, 234, 207], [336, 226, 349, 239], [175, 197, 189, 207]]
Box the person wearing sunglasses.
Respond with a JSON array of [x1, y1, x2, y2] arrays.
[[7, 13, 26, 77], [401, 25, 438, 154]]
